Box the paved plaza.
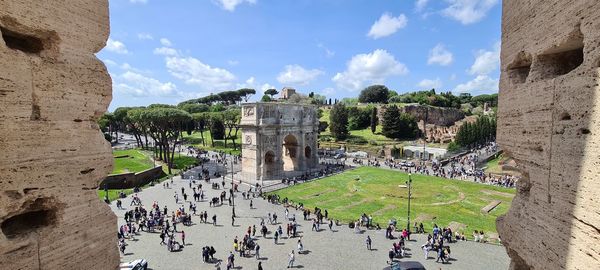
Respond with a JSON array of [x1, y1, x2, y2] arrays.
[[111, 175, 510, 270]]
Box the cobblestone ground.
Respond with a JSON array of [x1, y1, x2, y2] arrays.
[[111, 175, 509, 270]]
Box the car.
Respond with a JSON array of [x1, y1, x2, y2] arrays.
[[383, 261, 426, 270], [120, 259, 148, 270], [333, 153, 345, 159]]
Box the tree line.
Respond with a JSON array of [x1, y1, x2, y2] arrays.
[[356, 84, 498, 109], [328, 103, 420, 141], [178, 88, 256, 106], [454, 116, 497, 148], [99, 104, 241, 173]]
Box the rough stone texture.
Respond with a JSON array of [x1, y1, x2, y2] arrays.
[[240, 103, 319, 184], [0, 1, 118, 269], [378, 104, 465, 127], [497, 1, 600, 269], [420, 115, 478, 143]]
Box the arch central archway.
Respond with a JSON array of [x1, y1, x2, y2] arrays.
[[282, 134, 299, 172]]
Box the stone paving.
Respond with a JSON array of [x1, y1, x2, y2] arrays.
[[110, 175, 510, 270]]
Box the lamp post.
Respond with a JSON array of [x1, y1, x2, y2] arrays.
[[406, 173, 412, 232]]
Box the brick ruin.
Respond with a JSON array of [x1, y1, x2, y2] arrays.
[[497, 0, 600, 269], [0, 1, 119, 269]]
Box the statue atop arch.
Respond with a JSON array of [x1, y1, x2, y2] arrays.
[[240, 102, 319, 185]]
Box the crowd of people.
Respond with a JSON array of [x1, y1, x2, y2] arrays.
[[113, 145, 509, 269]]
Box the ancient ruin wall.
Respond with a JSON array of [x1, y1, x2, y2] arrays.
[[0, 1, 119, 269], [497, 1, 600, 269]]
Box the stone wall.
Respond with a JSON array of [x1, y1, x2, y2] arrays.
[[378, 104, 464, 127], [101, 166, 166, 190], [0, 1, 119, 269], [497, 1, 600, 269]]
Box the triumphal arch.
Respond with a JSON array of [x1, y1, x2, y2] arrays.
[[240, 103, 319, 184]]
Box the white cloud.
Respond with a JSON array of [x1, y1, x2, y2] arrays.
[[317, 43, 335, 58], [428, 44, 454, 66], [214, 0, 256, 11], [245, 77, 256, 86], [321, 87, 335, 95], [415, 0, 429, 11], [137, 33, 153, 40], [160, 38, 172, 47], [153, 47, 179, 56], [277, 65, 323, 86], [332, 49, 408, 91], [417, 78, 442, 89], [454, 75, 498, 93], [442, 0, 499, 25], [129, 0, 148, 4], [261, 83, 276, 94], [115, 71, 177, 97], [165, 56, 237, 90], [102, 59, 117, 67], [105, 38, 129, 54], [120, 63, 134, 70], [468, 41, 500, 75], [228, 60, 240, 66], [367, 13, 408, 39]]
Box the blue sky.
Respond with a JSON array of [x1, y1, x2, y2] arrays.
[[99, 0, 502, 110]]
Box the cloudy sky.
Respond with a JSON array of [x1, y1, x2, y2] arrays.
[[99, 0, 502, 110]]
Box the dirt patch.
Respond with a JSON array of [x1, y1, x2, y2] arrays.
[[480, 189, 514, 198], [372, 204, 397, 216], [333, 198, 371, 211], [414, 213, 435, 223], [430, 192, 465, 206], [447, 221, 467, 232], [299, 188, 336, 200]]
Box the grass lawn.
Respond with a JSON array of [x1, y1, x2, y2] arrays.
[[183, 130, 242, 155], [101, 149, 197, 201], [484, 155, 503, 174], [111, 149, 154, 174], [269, 167, 514, 239]]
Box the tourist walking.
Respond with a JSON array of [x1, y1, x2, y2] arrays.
[[297, 238, 303, 253], [255, 243, 260, 259], [366, 235, 372, 250], [287, 250, 295, 268]]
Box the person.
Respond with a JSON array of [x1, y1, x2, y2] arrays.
[[297, 238, 303, 253], [366, 235, 372, 250], [436, 246, 445, 263], [255, 243, 260, 259], [329, 219, 333, 231], [387, 248, 395, 264], [228, 251, 235, 269], [274, 230, 279, 244], [181, 230, 186, 245], [159, 231, 166, 245], [213, 214, 217, 226], [118, 239, 126, 254], [421, 240, 430, 259], [287, 250, 295, 268], [250, 200, 253, 209], [258, 261, 263, 270]]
